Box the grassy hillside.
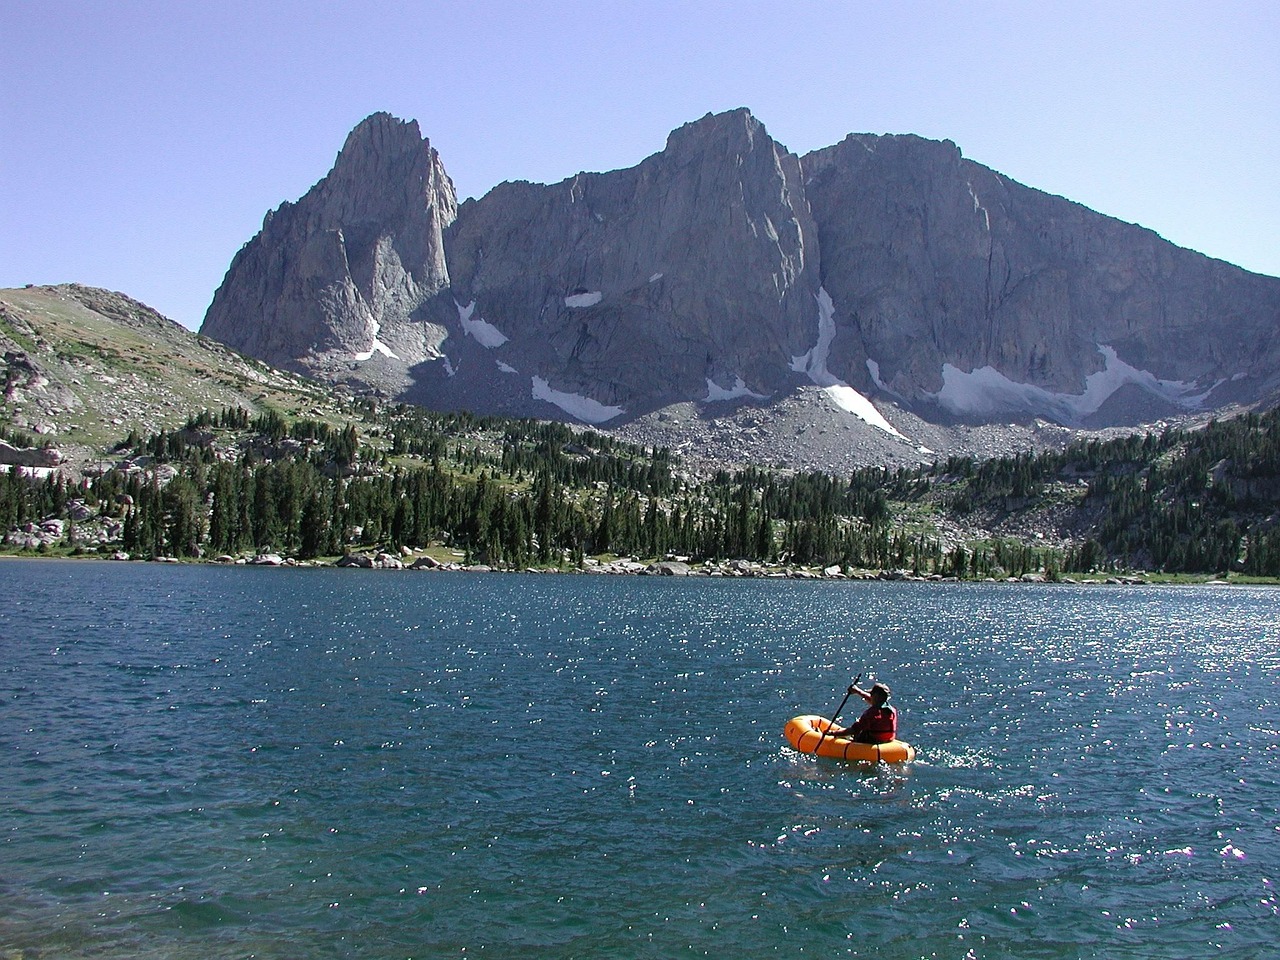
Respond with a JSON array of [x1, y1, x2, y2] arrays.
[[0, 284, 341, 461]]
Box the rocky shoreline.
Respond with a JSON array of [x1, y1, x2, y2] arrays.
[[3, 548, 1218, 587]]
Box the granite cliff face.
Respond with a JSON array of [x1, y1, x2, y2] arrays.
[[801, 133, 1280, 425], [202, 109, 1280, 449], [203, 114, 456, 384], [435, 109, 820, 418]]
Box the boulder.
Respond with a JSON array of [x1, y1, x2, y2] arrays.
[[646, 560, 691, 576], [0, 439, 62, 468]]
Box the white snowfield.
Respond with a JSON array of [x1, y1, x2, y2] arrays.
[[929, 345, 1217, 424], [496, 360, 518, 374], [791, 289, 909, 440], [967, 180, 991, 231], [352, 319, 399, 362], [704, 376, 767, 402], [456, 301, 509, 348], [564, 291, 603, 308], [532, 376, 624, 424]]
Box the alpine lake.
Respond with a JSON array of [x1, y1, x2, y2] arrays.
[[2, 559, 1277, 959]]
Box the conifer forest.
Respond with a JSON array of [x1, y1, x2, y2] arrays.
[[4, 403, 1280, 578]]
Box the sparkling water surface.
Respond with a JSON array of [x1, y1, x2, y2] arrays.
[[1, 560, 1277, 958]]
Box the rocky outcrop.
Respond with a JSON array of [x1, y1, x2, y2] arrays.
[[200, 109, 1280, 435], [0, 439, 60, 468], [3, 349, 76, 415]]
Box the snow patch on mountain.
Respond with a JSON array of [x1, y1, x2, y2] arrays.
[[353, 319, 399, 361], [866, 358, 905, 400], [704, 376, 767, 402], [967, 181, 990, 231], [564, 291, 603, 308], [791, 289, 908, 440], [456, 300, 509, 348], [931, 345, 1218, 424], [532, 376, 624, 423]]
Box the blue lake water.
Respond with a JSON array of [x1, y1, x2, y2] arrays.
[[1, 559, 1277, 958]]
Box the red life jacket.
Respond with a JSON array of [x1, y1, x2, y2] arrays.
[[850, 705, 897, 743]]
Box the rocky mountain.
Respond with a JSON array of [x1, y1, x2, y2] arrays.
[[0, 282, 1051, 484], [802, 132, 1280, 424], [201, 109, 1280, 466], [203, 114, 457, 388]]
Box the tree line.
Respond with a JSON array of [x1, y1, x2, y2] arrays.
[[3, 403, 1279, 576]]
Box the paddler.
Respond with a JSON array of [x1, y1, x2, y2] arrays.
[[843, 681, 897, 743]]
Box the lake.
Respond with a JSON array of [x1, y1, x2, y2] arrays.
[[1, 560, 1277, 958]]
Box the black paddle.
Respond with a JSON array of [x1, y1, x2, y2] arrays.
[[814, 671, 861, 753]]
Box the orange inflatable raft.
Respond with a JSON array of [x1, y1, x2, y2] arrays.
[[784, 714, 916, 763]]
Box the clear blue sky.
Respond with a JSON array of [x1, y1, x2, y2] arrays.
[[3, 0, 1277, 330]]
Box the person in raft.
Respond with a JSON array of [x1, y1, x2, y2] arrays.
[[843, 682, 896, 743]]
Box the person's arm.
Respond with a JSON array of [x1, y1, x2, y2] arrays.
[[847, 684, 872, 704], [842, 702, 869, 738]]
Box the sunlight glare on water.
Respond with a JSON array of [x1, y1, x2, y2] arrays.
[[1, 561, 1276, 958]]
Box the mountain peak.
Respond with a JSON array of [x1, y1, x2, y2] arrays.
[[338, 112, 425, 163], [665, 107, 767, 155], [319, 113, 451, 219], [202, 111, 456, 374]]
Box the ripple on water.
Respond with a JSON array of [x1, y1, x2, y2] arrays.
[[1, 564, 1277, 958]]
